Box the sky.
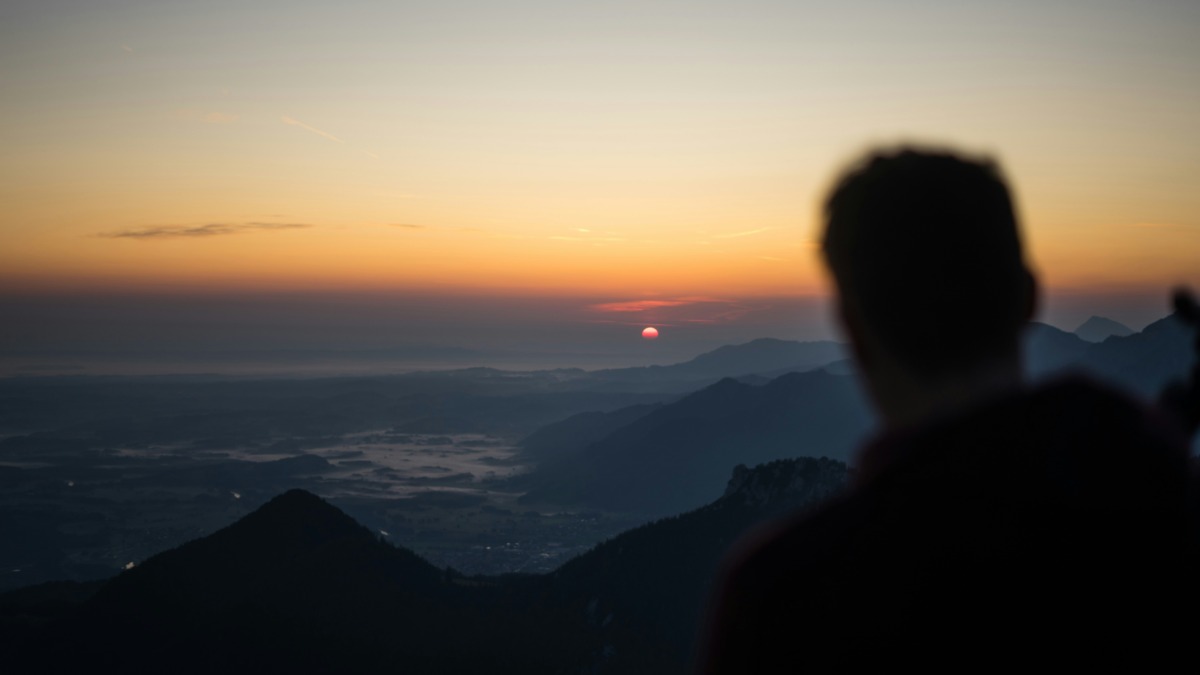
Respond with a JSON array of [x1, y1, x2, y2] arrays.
[[1, 0, 1198, 373]]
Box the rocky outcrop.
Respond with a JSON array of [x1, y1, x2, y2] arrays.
[[722, 457, 849, 510]]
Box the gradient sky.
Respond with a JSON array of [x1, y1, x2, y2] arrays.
[[2, 0, 1198, 371]]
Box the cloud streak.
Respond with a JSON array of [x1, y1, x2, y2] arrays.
[[587, 296, 758, 325], [282, 116, 343, 143], [591, 299, 695, 313], [99, 223, 312, 239]]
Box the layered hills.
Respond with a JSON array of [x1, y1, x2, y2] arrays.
[[514, 313, 1196, 518], [519, 370, 869, 516], [1, 311, 1195, 673], [1074, 316, 1134, 343], [1025, 314, 1197, 397], [4, 459, 848, 674]]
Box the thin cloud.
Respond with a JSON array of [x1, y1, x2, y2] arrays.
[[590, 297, 722, 313], [388, 223, 426, 229], [121, 44, 134, 53], [282, 116, 343, 143], [99, 223, 312, 239], [591, 300, 694, 313], [587, 296, 754, 325]]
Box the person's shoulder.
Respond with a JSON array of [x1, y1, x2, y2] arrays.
[[1023, 374, 1190, 465], [716, 489, 869, 599], [1027, 373, 1174, 426], [698, 492, 871, 674]]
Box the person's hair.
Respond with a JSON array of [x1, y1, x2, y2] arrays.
[[822, 147, 1032, 376]]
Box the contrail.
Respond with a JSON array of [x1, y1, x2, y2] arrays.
[[282, 116, 343, 143]]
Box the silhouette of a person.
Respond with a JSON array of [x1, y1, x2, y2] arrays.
[[698, 148, 1195, 673]]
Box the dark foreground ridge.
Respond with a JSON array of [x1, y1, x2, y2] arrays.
[[1, 460, 847, 674]]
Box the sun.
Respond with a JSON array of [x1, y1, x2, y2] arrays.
[[642, 326, 659, 340]]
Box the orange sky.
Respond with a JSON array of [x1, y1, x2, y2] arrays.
[[2, 0, 1199, 338]]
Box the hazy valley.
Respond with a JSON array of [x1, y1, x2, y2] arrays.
[[1, 313, 1196, 672]]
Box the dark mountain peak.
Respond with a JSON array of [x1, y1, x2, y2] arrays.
[[667, 376, 758, 412], [722, 458, 848, 511], [1024, 321, 1090, 377], [693, 337, 791, 357], [1142, 311, 1193, 338], [710, 375, 747, 389], [225, 488, 370, 546], [581, 337, 845, 393], [674, 375, 751, 404], [75, 489, 443, 637], [763, 368, 837, 390], [250, 487, 348, 524], [1027, 321, 1076, 337], [273, 486, 323, 504], [1075, 316, 1134, 343], [684, 338, 843, 372], [95, 488, 439, 602]]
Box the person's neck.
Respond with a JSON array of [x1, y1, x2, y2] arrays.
[[874, 354, 1024, 433]]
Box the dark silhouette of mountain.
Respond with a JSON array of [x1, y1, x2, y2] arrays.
[[580, 338, 846, 392], [1083, 313, 1197, 397], [1024, 314, 1197, 398], [519, 370, 870, 516], [513, 315, 1194, 520], [23, 490, 439, 671], [1024, 321, 1091, 376], [660, 338, 845, 378], [544, 456, 848, 672], [6, 460, 848, 674], [1074, 315, 1134, 343], [11, 490, 604, 674]]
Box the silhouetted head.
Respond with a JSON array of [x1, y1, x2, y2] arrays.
[[822, 147, 1037, 422]]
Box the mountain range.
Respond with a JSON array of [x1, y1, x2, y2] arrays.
[[1074, 316, 1134, 343], [514, 313, 1196, 517], [0, 311, 1194, 673], [518, 370, 870, 516], [2, 458, 848, 674], [1026, 314, 1197, 398]]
